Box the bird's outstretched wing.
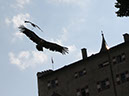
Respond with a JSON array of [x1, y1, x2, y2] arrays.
[[19, 25, 42, 44], [25, 21, 43, 32], [19, 25, 68, 54], [43, 40, 69, 54]]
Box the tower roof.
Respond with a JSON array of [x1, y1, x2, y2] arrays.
[[99, 32, 108, 53]]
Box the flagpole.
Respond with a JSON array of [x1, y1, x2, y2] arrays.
[[51, 57, 54, 70]]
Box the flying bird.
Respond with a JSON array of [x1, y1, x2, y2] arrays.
[[24, 21, 43, 32], [19, 25, 68, 55]]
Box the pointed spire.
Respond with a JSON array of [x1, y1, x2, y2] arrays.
[[100, 31, 109, 53]]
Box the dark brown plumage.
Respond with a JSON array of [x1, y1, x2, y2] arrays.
[[19, 25, 68, 55]]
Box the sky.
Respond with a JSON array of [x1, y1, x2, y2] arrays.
[[1, 0, 129, 96]]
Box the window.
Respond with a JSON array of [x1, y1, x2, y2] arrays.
[[97, 78, 110, 92], [75, 68, 87, 79], [75, 72, 78, 78], [76, 86, 89, 96], [47, 78, 58, 89], [121, 53, 126, 61], [117, 55, 124, 63], [125, 71, 129, 81], [116, 74, 120, 85], [105, 78, 110, 88], [76, 89, 81, 96], [112, 57, 117, 64], [99, 61, 109, 68], [47, 81, 51, 89], [79, 71, 84, 77], [101, 80, 107, 89], [81, 88, 86, 96], [51, 80, 56, 88], [83, 69, 87, 75], [116, 70, 129, 85], [121, 73, 126, 83], [97, 82, 101, 92], [113, 53, 126, 64], [55, 78, 58, 86]]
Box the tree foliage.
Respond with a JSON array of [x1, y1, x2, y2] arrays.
[[115, 0, 129, 17]]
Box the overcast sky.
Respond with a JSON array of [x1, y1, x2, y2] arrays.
[[1, 0, 129, 96]]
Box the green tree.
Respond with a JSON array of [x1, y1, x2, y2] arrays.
[[115, 0, 129, 17]]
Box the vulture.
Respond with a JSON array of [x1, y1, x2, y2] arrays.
[[24, 21, 43, 32], [19, 25, 68, 55]]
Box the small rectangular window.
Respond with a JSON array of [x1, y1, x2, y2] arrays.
[[125, 71, 129, 81], [112, 57, 117, 64], [97, 78, 110, 92], [47, 78, 58, 89], [105, 78, 110, 88], [122, 53, 126, 61], [75, 69, 87, 79], [51, 80, 56, 88], [74, 72, 78, 78], [83, 69, 87, 75], [116, 71, 129, 85], [117, 55, 122, 63], [103, 61, 109, 66], [81, 88, 86, 96], [121, 73, 126, 83], [97, 82, 101, 92], [55, 78, 58, 86], [113, 53, 126, 65], [101, 80, 107, 89], [76, 86, 89, 96], [116, 74, 120, 85], [79, 71, 84, 77], [98, 61, 109, 68], [76, 89, 81, 96], [47, 81, 51, 89]]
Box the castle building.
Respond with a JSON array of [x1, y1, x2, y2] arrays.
[[37, 33, 129, 96]]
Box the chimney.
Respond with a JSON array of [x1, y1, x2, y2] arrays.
[[81, 48, 87, 59], [123, 33, 129, 43]]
